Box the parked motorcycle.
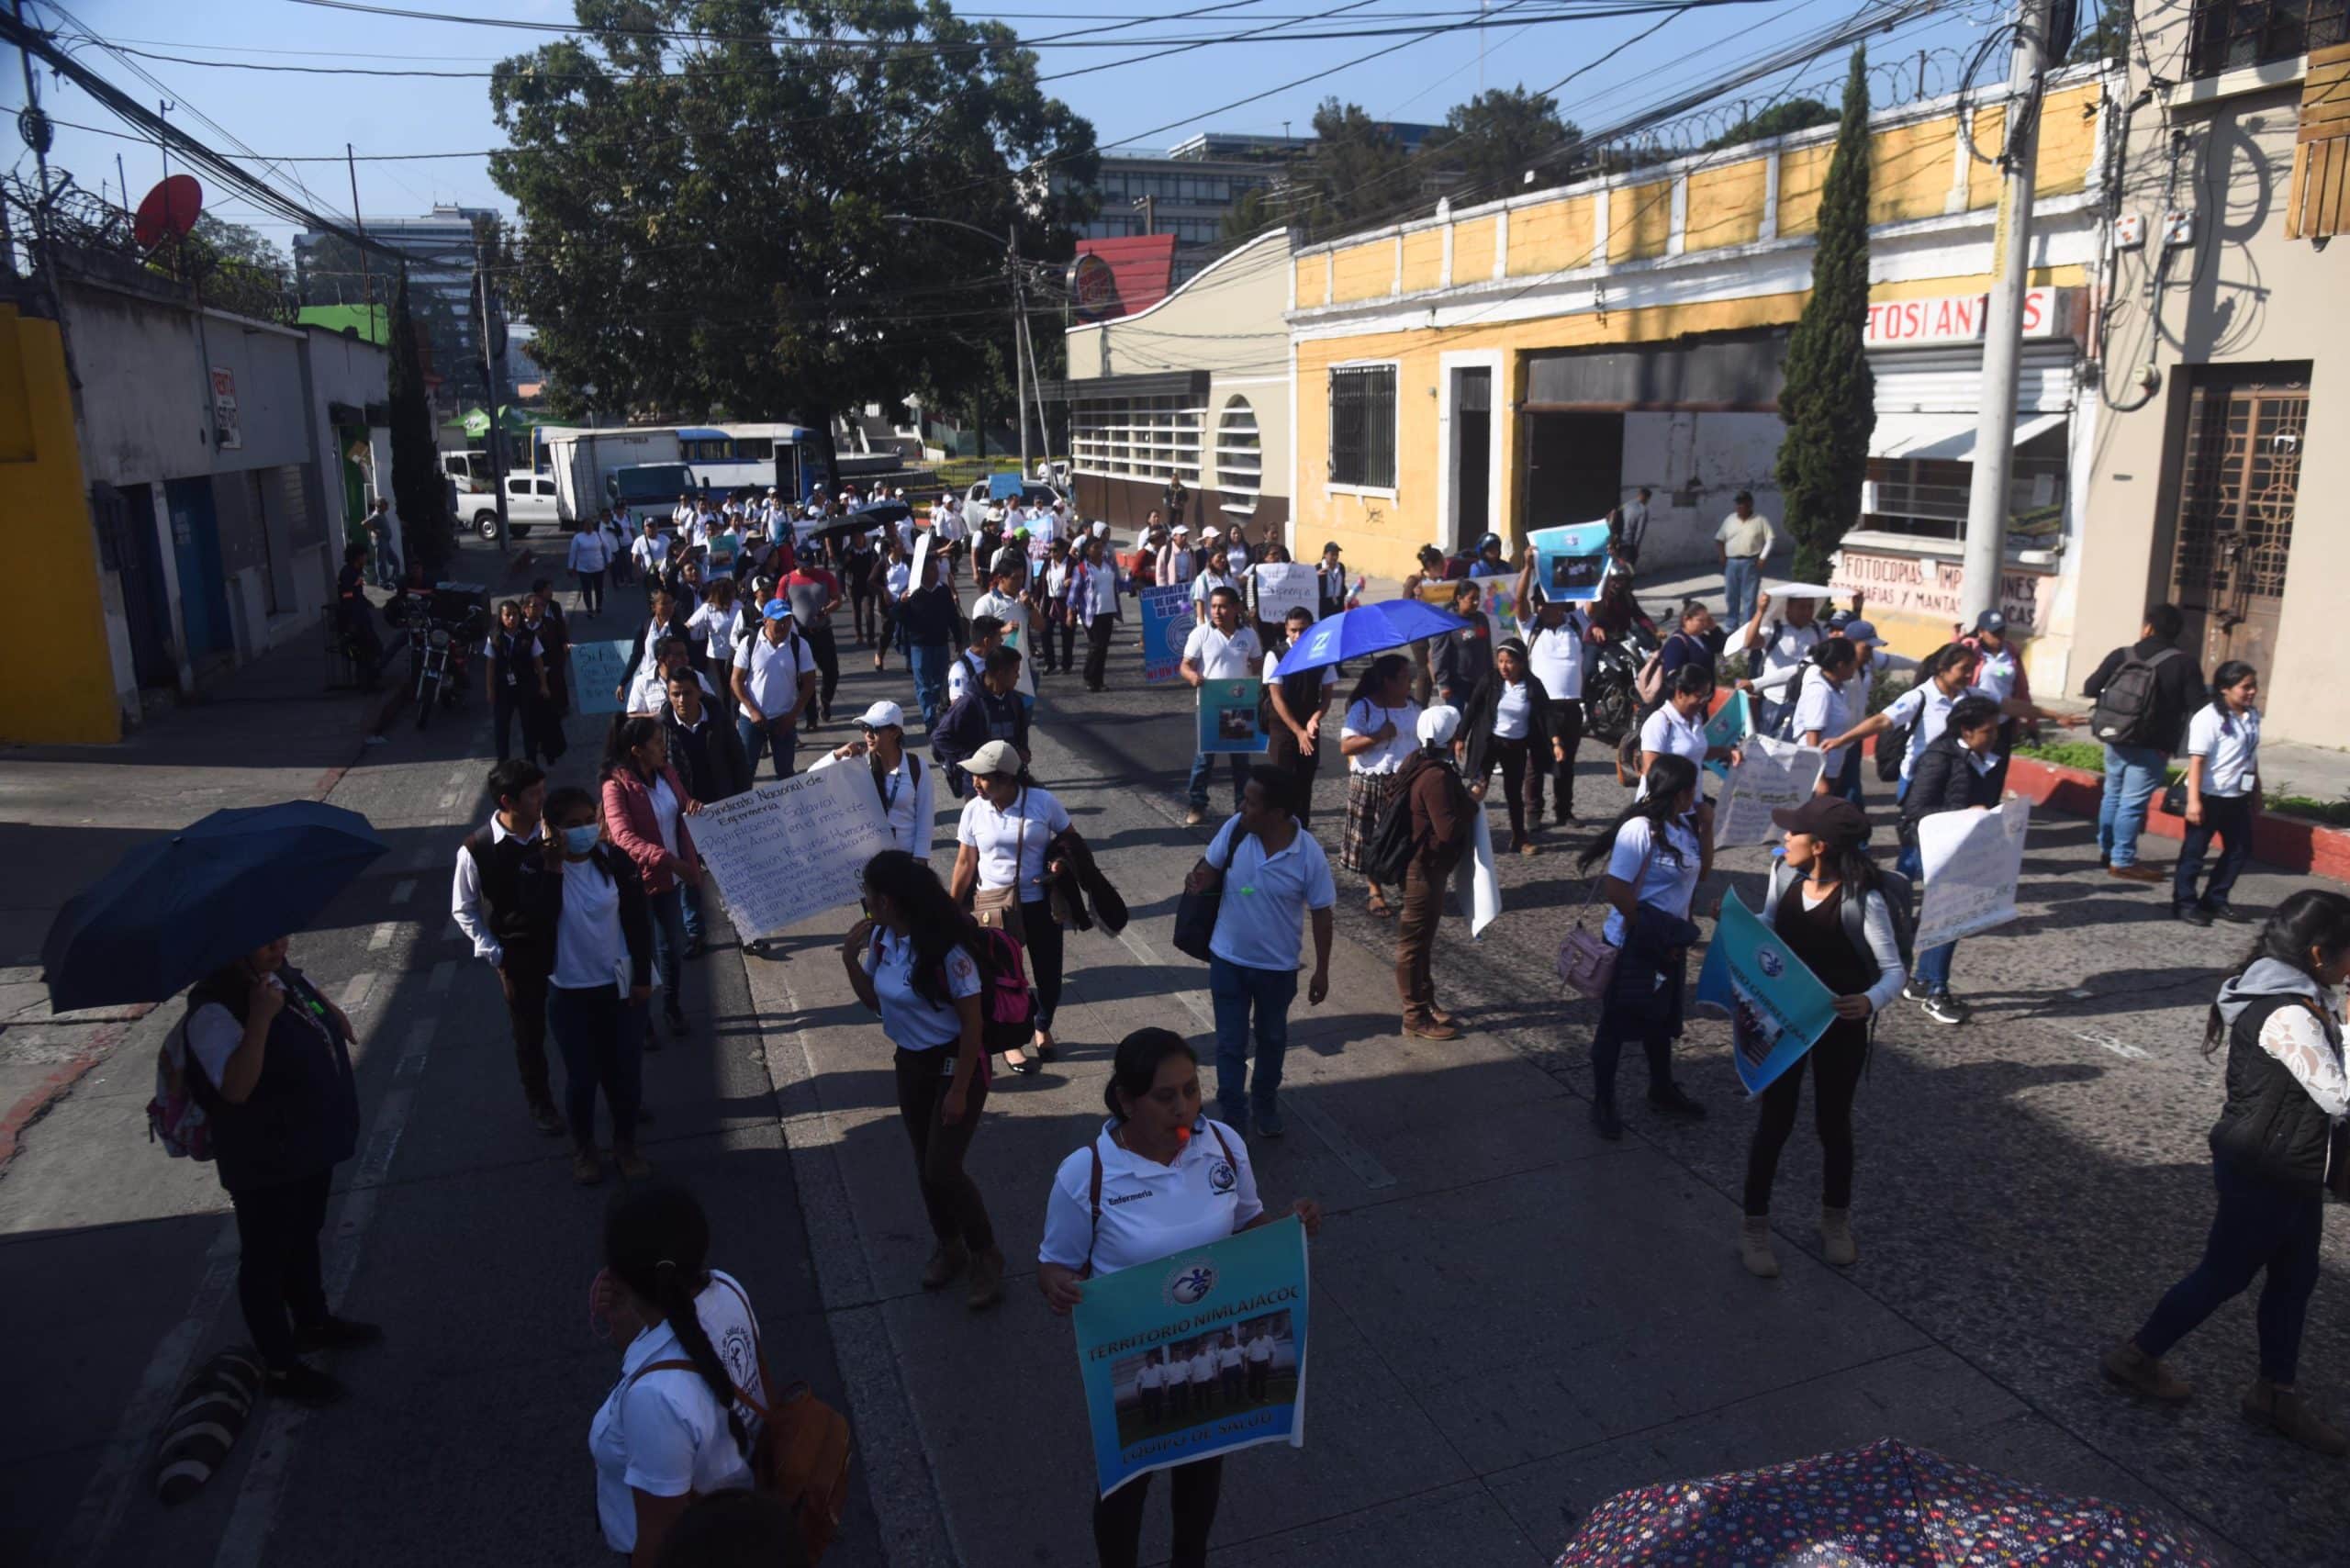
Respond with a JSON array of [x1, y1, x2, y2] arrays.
[[1582, 612, 1659, 746], [384, 583, 488, 731]]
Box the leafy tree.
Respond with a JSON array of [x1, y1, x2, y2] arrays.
[[1422, 87, 1580, 202], [1218, 181, 1286, 245], [386, 269, 454, 577], [1702, 97, 1838, 152], [1772, 49, 1875, 584], [1288, 99, 1411, 240], [2067, 10, 2129, 64], [487, 0, 1097, 476], [156, 216, 295, 324]]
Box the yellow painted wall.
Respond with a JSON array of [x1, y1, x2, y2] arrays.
[[1295, 252, 1331, 308], [0, 306, 122, 744], [1777, 143, 1832, 237], [1452, 217, 1497, 283], [1684, 160, 1767, 252], [1399, 229, 1444, 294], [1506, 196, 1595, 275], [1870, 117, 1960, 224], [1330, 241, 1394, 304], [1964, 106, 2007, 208], [1608, 179, 1674, 262], [2033, 84, 2100, 196]]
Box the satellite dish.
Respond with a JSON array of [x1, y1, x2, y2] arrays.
[[133, 174, 204, 252]]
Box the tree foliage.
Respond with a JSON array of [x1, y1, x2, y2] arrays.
[[1701, 97, 1838, 152], [387, 270, 455, 577], [1422, 86, 1580, 202], [1285, 99, 1412, 240], [1772, 49, 1875, 584], [486, 0, 1097, 454], [152, 216, 296, 324]]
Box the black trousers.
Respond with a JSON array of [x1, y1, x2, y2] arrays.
[[891, 1048, 995, 1252], [494, 688, 560, 765], [1741, 1020, 1868, 1215], [1093, 1458, 1223, 1568], [1526, 700, 1585, 818], [501, 963, 554, 1110], [849, 583, 877, 641], [1473, 734, 1534, 843], [1264, 722, 1321, 827], [1084, 613, 1118, 689], [230, 1169, 334, 1370], [802, 624, 841, 721], [576, 568, 605, 615], [1055, 612, 1078, 672], [1022, 902, 1065, 1029]]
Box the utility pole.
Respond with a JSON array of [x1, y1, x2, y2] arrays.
[[1958, 0, 2050, 626], [347, 144, 375, 319], [474, 228, 509, 545], [1009, 222, 1031, 480]]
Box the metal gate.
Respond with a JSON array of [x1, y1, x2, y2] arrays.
[[2167, 375, 2307, 677]]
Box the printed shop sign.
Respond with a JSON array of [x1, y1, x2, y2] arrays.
[[1073, 1217, 1310, 1497], [1861, 286, 2076, 348], [1829, 553, 2053, 634], [1695, 892, 1841, 1095]]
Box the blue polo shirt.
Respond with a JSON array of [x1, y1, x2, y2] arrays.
[[1203, 816, 1337, 972]]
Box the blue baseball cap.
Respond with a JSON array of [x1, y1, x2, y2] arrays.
[[762, 599, 792, 621]]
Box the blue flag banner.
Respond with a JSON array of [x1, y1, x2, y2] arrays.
[[571, 639, 634, 715], [1198, 678, 1267, 754], [1140, 586, 1192, 687], [1694, 892, 1841, 1095], [1528, 521, 1615, 602], [1073, 1216, 1310, 1498], [1704, 689, 1752, 779]]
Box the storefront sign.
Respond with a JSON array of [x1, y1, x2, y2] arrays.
[[1863, 287, 2070, 349], [1829, 551, 2053, 634]]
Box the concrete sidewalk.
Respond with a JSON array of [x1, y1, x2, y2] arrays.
[[735, 669, 2199, 1566]]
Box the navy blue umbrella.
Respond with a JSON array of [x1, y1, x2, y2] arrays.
[[1270, 598, 1471, 676], [812, 500, 912, 542], [41, 801, 388, 1012]]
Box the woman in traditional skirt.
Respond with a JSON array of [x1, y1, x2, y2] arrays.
[[1337, 653, 1422, 919]]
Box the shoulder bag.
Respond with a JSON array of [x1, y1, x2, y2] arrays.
[[1173, 816, 1249, 962], [971, 788, 1030, 944], [1556, 837, 1654, 1001]]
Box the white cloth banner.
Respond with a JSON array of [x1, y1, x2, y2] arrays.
[[1450, 807, 1502, 938], [1713, 735, 1827, 848], [1914, 793, 2031, 952], [690, 763, 894, 938], [1251, 562, 1320, 626]]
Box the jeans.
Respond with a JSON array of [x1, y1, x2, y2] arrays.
[[229, 1170, 333, 1370], [1188, 750, 1249, 812], [1742, 1021, 1868, 1215], [1093, 1458, 1223, 1568], [2134, 1159, 2323, 1385], [371, 541, 401, 588], [1894, 842, 1956, 992], [546, 982, 643, 1150], [910, 641, 951, 731], [1209, 955, 1298, 1126], [2175, 792, 2255, 910], [737, 712, 798, 780], [2098, 743, 2167, 868], [1722, 555, 1762, 629], [892, 1047, 994, 1253], [644, 885, 688, 1022]]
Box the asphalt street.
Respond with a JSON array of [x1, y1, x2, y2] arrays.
[[3, 555, 2346, 1568]]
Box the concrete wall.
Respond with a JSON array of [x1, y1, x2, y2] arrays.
[[2076, 9, 2348, 746], [1621, 410, 1786, 570], [1068, 230, 1292, 386]]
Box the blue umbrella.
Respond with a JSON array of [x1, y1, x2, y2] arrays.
[[1271, 598, 1471, 676], [41, 801, 388, 1012]]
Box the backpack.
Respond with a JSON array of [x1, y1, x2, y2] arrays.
[[963, 925, 1038, 1054], [1874, 652, 1949, 783], [1361, 758, 1462, 886], [1636, 631, 1704, 708], [2088, 645, 2184, 747], [1764, 859, 1917, 994], [145, 1013, 214, 1163]]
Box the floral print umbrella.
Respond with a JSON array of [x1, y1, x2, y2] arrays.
[[1556, 1439, 2218, 1566]]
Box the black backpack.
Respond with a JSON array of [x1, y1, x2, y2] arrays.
[[1362, 759, 1461, 885], [2088, 645, 2184, 747], [1874, 648, 1952, 783]]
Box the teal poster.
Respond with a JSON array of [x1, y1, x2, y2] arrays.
[[570, 639, 634, 715], [1528, 521, 1614, 602], [1694, 893, 1841, 1095], [1073, 1217, 1310, 1497], [1704, 689, 1753, 779], [1140, 585, 1192, 687], [1198, 678, 1267, 754]]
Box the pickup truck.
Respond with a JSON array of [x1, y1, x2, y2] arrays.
[[468, 473, 560, 540]]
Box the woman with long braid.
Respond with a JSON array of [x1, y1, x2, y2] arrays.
[[588, 1183, 767, 1566]]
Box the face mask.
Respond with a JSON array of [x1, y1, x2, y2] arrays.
[[562, 823, 601, 856]]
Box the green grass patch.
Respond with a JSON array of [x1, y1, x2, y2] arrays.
[[2265, 792, 2350, 827], [2013, 739, 2109, 774]]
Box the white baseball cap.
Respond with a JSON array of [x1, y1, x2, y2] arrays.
[[966, 739, 1023, 778], [1201, 526, 1223, 541], [1091, 521, 1109, 538], [1171, 523, 1191, 536], [856, 700, 906, 731]]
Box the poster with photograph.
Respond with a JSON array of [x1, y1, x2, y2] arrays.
[[1915, 793, 2031, 952], [690, 763, 894, 939], [570, 640, 634, 716], [1694, 892, 1841, 1095], [1197, 678, 1268, 754], [1140, 585, 1192, 687], [1527, 521, 1615, 602], [1073, 1216, 1310, 1497]]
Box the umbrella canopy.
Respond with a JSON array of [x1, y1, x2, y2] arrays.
[[1558, 1439, 2217, 1567], [809, 500, 911, 542], [41, 801, 388, 1013], [1763, 581, 1841, 599], [1270, 598, 1471, 677]]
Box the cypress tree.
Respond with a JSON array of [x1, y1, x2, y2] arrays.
[[386, 268, 453, 578], [1774, 48, 1876, 584]]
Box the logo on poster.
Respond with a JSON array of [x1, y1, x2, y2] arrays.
[[1756, 948, 1785, 980], [1163, 1260, 1219, 1307]]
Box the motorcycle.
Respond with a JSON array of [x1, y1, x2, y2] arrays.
[[384, 583, 488, 731], [1582, 610, 1660, 746]]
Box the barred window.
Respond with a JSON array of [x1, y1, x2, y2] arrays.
[[1069, 395, 1203, 484], [1215, 396, 1261, 516], [1328, 364, 1396, 489], [2189, 0, 2347, 76]]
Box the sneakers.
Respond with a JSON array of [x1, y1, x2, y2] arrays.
[[530, 1103, 567, 1137], [265, 1362, 350, 1406], [1647, 1083, 1707, 1120], [1739, 1215, 1780, 1278], [2099, 1340, 2191, 1404], [1819, 1206, 1858, 1267], [1900, 978, 1931, 1003], [2242, 1379, 2350, 1456], [967, 1246, 1006, 1311], [296, 1317, 385, 1354], [572, 1146, 605, 1185], [921, 1239, 970, 1291], [1919, 991, 1971, 1026], [2176, 904, 2213, 926], [1589, 1099, 1623, 1142]]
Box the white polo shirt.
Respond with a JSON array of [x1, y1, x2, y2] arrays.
[[732, 625, 817, 716], [957, 786, 1072, 896], [860, 929, 982, 1051], [1037, 1119, 1264, 1277], [588, 1271, 764, 1553], [1183, 623, 1261, 680], [1601, 813, 1705, 947], [1881, 682, 1998, 780], [1789, 667, 1856, 768], [1202, 816, 1336, 972], [1636, 702, 1709, 799], [1342, 698, 1422, 775], [1749, 620, 1824, 698], [2186, 703, 2261, 797], [1527, 615, 1587, 700]]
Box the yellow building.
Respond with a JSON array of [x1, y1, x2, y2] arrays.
[[1287, 65, 2112, 678]]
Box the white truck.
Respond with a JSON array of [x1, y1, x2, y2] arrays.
[[542, 428, 701, 525]]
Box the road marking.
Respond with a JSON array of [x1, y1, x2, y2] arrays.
[[389, 878, 416, 905], [340, 972, 376, 1012], [366, 921, 399, 951], [2065, 1025, 2150, 1061], [213, 1012, 437, 1568]]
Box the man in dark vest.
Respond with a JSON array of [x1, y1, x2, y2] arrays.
[[451, 760, 564, 1136]]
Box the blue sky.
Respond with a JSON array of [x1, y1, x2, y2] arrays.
[[9, 0, 2018, 252]]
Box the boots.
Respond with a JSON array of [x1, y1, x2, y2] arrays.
[[967, 1246, 1006, 1311], [2098, 1341, 2191, 1404], [2241, 1379, 2349, 1456], [1819, 1206, 1858, 1268], [922, 1239, 970, 1292], [1740, 1215, 1780, 1279]]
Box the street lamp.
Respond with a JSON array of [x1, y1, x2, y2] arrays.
[[887, 213, 1049, 482]]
